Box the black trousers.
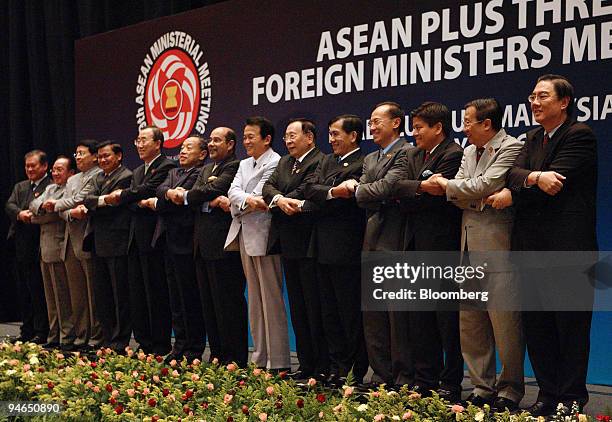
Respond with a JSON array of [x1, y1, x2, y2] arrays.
[[363, 310, 414, 386], [523, 310, 592, 406], [128, 245, 171, 355], [165, 252, 206, 358], [282, 256, 329, 375], [318, 263, 368, 381], [15, 258, 48, 339], [92, 255, 131, 350], [195, 253, 247, 366], [409, 310, 463, 391]]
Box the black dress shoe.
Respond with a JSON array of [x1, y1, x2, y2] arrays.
[[465, 393, 493, 407], [408, 384, 433, 398], [286, 370, 308, 380], [492, 396, 519, 412], [16, 334, 34, 342], [436, 387, 461, 403], [42, 342, 60, 349], [30, 335, 46, 345], [164, 353, 183, 364], [355, 382, 380, 392], [60, 343, 77, 352], [525, 401, 555, 417]]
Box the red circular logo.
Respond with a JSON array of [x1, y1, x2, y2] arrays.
[[145, 49, 200, 149]]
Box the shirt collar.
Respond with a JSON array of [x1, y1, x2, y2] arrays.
[[546, 122, 563, 139], [296, 147, 315, 163], [339, 147, 360, 161], [104, 165, 121, 177], [381, 137, 401, 155]]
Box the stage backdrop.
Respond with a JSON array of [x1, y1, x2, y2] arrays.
[[75, 0, 612, 384]]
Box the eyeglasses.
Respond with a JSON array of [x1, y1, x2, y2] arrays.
[[73, 152, 88, 158], [368, 118, 390, 128], [463, 120, 483, 128], [527, 93, 554, 103], [283, 132, 299, 142], [133, 138, 151, 146]]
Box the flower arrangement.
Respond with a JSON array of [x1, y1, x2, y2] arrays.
[[0, 341, 604, 421]]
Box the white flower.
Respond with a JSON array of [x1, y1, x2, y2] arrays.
[[357, 404, 368, 412], [392, 417, 401, 421], [5, 369, 16, 376], [28, 355, 39, 365], [474, 411, 484, 421]]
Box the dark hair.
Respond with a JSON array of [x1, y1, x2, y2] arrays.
[[55, 154, 76, 172], [288, 118, 317, 141], [410, 101, 452, 138], [187, 132, 208, 152], [24, 149, 48, 165], [374, 101, 405, 134], [96, 140, 123, 160], [142, 125, 165, 145], [536, 74, 575, 116], [464, 98, 503, 131], [245, 116, 275, 143], [328, 114, 364, 143], [76, 139, 98, 155], [224, 128, 237, 153]]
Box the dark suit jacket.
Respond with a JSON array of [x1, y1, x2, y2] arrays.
[[304, 150, 366, 265], [153, 166, 202, 256], [118, 156, 177, 253], [187, 155, 240, 261], [262, 148, 324, 259], [391, 138, 463, 251], [5, 175, 51, 261], [355, 139, 412, 251], [507, 119, 597, 251], [83, 166, 133, 257]]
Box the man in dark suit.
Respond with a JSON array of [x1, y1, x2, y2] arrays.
[[82, 142, 133, 351], [167, 127, 247, 367], [350, 101, 413, 389], [105, 126, 176, 355], [262, 118, 327, 380], [504, 74, 597, 416], [141, 135, 207, 363], [5, 149, 51, 343], [390, 102, 464, 402], [303, 114, 368, 386]]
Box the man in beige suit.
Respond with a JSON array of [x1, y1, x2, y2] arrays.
[[29, 156, 76, 351], [223, 116, 290, 371], [430, 98, 524, 411], [44, 140, 104, 350]]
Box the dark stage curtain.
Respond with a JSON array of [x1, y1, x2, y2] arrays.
[[0, 0, 224, 321]]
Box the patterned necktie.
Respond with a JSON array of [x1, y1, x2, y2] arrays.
[[424, 151, 430, 162], [476, 147, 485, 163], [291, 159, 301, 174], [543, 133, 550, 147]]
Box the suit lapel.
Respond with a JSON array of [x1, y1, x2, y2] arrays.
[[419, 138, 450, 175], [474, 129, 504, 175], [374, 139, 404, 179]]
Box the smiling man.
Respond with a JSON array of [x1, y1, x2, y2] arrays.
[[262, 118, 326, 381], [505, 75, 598, 416]]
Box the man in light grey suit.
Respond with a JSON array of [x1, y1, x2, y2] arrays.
[[220, 116, 290, 371], [340, 102, 414, 388], [43, 140, 104, 350], [430, 98, 524, 411], [29, 156, 77, 351]]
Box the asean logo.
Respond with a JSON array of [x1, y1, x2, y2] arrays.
[[136, 31, 212, 149]]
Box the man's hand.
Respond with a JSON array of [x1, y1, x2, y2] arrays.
[[429, 173, 448, 192], [342, 179, 360, 193], [245, 195, 268, 211], [69, 205, 88, 220], [17, 210, 33, 223], [42, 199, 57, 212], [485, 188, 513, 210], [166, 188, 185, 205], [535, 171, 565, 196], [330, 184, 353, 199], [277, 197, 302, 215], [418, 176, 446, 196], [104, 189, 122, 205], [139, 198, 157, 210], [215, 196, 231, 212]]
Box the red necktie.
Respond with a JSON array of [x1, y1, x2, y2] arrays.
[[543, 133, 550, 147], [476, 147, 485, 163], [424, 151, 430, 162]]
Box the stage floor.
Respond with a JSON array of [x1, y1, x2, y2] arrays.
[[1, 322, 610, 414]]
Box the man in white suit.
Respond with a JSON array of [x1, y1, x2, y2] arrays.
[[221, 116, 290, 371], [430, 98, 524, 411]]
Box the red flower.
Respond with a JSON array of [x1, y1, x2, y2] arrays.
[[109, 397, 116, 405], [140, 375, 145, 381], [90, 362, 97, 368], [296, 399, 304, 408], [152, 416, 159, 422], [90, 372, 98, 380], [148, 398, 157, 407], [161, 367, 169, 376], [134, 381, 140, 388], [597, 416, 611, 422], [156, 355, 163, 363], [275, 400, 283, 409], [37, 367, 45, 373], [201, 402, 209, 409], [227, 417, 234, 422], [239, 380, 246, 387], [47, 382, 54, 389], [316, 393, 326, 403], [114, 405, 123, 415], [185, 389, 194, 399], [181, 394, 188, 401], [162, 388, 169, 397], [279, 370, 288, 379], [242, 405, 249, 415], [183, 405, 191, 414], [105, 384, 112, 392]]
